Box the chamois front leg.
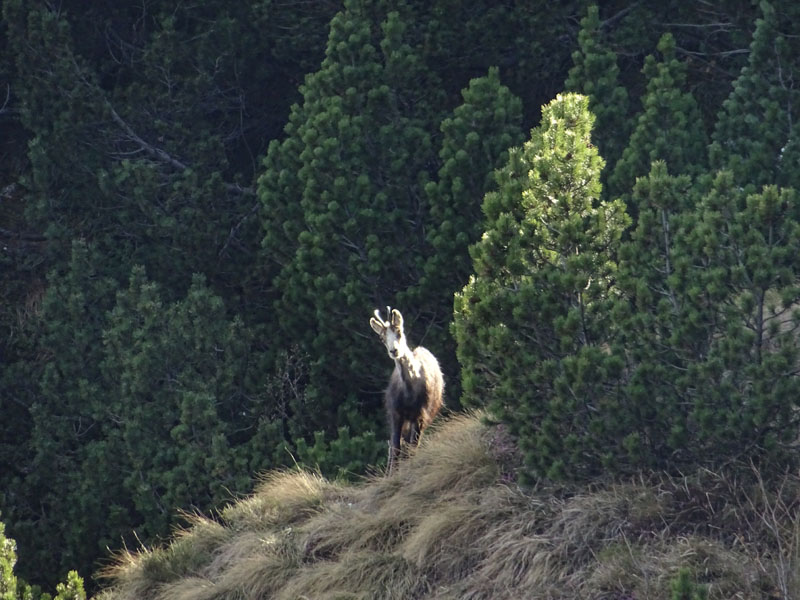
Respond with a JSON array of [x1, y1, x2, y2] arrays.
[[388, 414, 402, 473], [404, 419, 420, 448]]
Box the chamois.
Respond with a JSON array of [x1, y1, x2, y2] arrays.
[[369, 307, 444, 473]]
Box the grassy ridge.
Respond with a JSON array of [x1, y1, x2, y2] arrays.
[[96, 414, 800, 599]]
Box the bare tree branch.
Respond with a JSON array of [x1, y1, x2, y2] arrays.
[[108, 104, 190, 171], [0, 84, 10, 116], [601, 4, 640, 30], [218, 200, 260, 257], [0, 227, 48, 243], [107, 103, 254, 196]]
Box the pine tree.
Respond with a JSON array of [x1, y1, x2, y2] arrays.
[[260, 0, 445, 443], [100, 267, 276, 539], [612, 162, 704, 466], [421, 67, 523, 311], [678, 177, 800, 465], [608, 166, 800, 473], [456, 93, 800, 480], [1, 0, 324, 297], [709, 1, 800, 191], [0, 519, 86, 600], [609, 33, 708, 205], [9, 242, 120, 582], [0, 520, 19, 600], [453, 93, 629, 480], [2, 0, 106, 244], [670, 568, 708, 600], [4, 253, 291, 586], [414, 67, 524, 399], [52, 572, 86, 600], [564, 4, 630, 184]]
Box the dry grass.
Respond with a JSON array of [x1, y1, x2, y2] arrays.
[[96, 413, 800, 600], [221, 469, 350, 531]]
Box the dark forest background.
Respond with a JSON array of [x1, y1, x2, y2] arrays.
[[3, 0, 800, 593]]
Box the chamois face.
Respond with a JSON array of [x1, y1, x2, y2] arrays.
[[370, 307, 411, 361], [383, 323, 408, 360]]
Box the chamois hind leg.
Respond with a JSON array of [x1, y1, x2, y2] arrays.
[[401, 421, 413, 446], [392, 421, 417, 467]]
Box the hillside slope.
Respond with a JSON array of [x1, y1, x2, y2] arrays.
[[96, 414, 798, 599]]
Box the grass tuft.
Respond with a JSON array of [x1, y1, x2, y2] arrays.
[[277, 551, 423, 600], [221, 468, 349, 530]]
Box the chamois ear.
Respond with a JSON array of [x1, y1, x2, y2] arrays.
[[390, 308, 404, 330], [370, 308, 387, 335], [370, 317, 385, 335]]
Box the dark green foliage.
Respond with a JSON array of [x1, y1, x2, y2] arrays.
[[613, 167, 800, 472], [710, 1, 800, 191], [0, 519, 86, 600], [670, 568, 708, 600], [2, 0, 107, 242], [565, 2, 754, 133], [7, 243, 119, 579], [457, 83, 800, 479], [260, 0, 446, 439], [1, 0, 333, 295], [101, 268, 255, 535], [418, 0, 584, 127], [609, 33, 707, 203], [4, 254, 291, 586], [416, 67, 524, 399], [611, 163, 701, 466], [6, 0, 591, 586], [294, 426, 385, 480], [0, 0, 336, 588], [97, 264, 301, 545], [4, 0, 800, 590], [678, 179, 800, 464], [633, 169, 800, 473], [422, 67, 524, 307]]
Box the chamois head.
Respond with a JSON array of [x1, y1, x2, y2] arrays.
[[370, 306, 410, 361]]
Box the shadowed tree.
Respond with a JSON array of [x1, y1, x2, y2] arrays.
[[609, 33, 708, 206], [1, 0, 334, 297], [677, 177, 800, 465], [412, 67, 524, 401], [260, 0, 446, 444], [610, 162, 704, 466], [3, 242, 120, 584], [564, 4, 630, 188], [709, 1, 800, 192]]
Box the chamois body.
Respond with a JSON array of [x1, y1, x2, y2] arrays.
[[370, 307, 444, 473]]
